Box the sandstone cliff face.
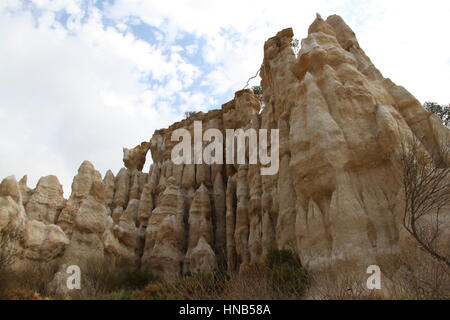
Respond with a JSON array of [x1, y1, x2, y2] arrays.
[[0, 176, 69, 268], [0, 15, 448, 284], [260, 15, 450, 268], [25, 175, 65, 224]]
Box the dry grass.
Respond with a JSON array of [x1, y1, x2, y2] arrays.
[[0, 247, 448, 300], [0, 263, 58, 300], [381, 244, 450, 300], [131, 250, 312, 300], [306, 265, 385, 300], [5, 288, 45, 300]]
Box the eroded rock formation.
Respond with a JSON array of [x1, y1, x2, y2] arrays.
[[0, 15, 448, 289]]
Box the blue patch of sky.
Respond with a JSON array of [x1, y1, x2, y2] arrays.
[[91, 0, 235, 111], [130, 22, 226, 111], [130, 22, 164, 44], [24, 0, 236, 112], [20, 0, 93, 32]]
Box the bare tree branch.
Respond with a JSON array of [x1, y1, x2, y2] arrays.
[[399, 137, 450, 269], [243, 68, 261, 90]]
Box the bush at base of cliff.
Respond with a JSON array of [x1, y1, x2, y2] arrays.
[[120, 268, 156, 290], [265, 249, 311, 298], [131, 271, 228, 300], [5, 288, 45, 300]]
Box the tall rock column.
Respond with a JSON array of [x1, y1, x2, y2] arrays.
[[184, 184, 217, 274]]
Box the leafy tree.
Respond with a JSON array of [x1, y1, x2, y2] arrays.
[[251, 85, 263, 96], [251, 85, 265, 109], [184, 111, 196, 119], [424, 102, 450, 127], [265, 249, 311, 297]]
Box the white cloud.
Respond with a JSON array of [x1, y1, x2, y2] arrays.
[[350, 0, 450, 104], [109, 0, 450, 103], [1, 0, 449, 198], [0, 2, 197, 195]]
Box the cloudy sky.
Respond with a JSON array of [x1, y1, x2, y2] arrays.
[[1, 0, 449, 196]]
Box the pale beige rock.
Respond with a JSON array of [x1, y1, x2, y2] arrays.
[[181, 164, 196, 190], [222, 90, 260, 129], [112, 206, 124, 224], [103, 170, 115, 208], [61, 181, 112, 265], [0, 176, 27, 233], [142, 177, 185, 278], [212, 171, 226, 267], [261, 15, 449, 268], [113, 168, 130, 209], [57, 161, 103, 235], [113, 199, 139, 248], [0, 194, 26, 232], [225, 175, 237, 272], [26, 175, 65, 224], [0, 175, 23, 204], [234, 166, 250, 265], [137, 181, 154, 227], [248, 164, 263, 262], [1, 14, 449, 278], [129, 172, 141, 201], [185, 237, 218, 274], [22, 220, 69, 261], [184, 184, 217, 274], [18, 175, 33, 206], [276, 115, 296, 250], [247, 116, 263, 263], [0, 176, 69, 267], [123, 142, 151, 172]]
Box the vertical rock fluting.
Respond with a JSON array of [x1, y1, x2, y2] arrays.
[[25, 175, 66, 224], [135, 14, 448, 273], [61, 180, 112, 265], [212, 171, 226, 268], [261, 14, 449, 268], [1, 14, 448, 279], [141, 177, 185, 279], [184, 184, 217, 274], [57, 161, 103, 236], [234, 165, 250, 265], [0, 176, 69, 267]]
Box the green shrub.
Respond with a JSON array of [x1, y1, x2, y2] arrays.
[[251, 86, 263, 96], [266, 249, 301, 269], [265, 249, 311, 298], [120, 269, 156, 290]]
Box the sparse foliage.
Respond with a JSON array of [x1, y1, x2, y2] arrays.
[[251, 85, 263, 96], [121, 268, 156, 290], [184, 111, 196, 119], [424, 102, 450, 127], [399, 137, 450, 269], [265, 249, 311, 297], [381, 244, 450, 299], [251, 85, 265, 109]]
